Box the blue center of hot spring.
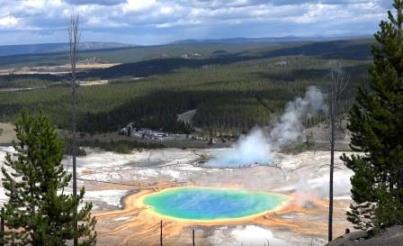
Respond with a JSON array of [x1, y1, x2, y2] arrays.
[[143, 187, 287, 221]]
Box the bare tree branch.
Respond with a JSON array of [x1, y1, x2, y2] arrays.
[[68, 13, 80, 246]]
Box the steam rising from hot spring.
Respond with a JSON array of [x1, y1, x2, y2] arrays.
[[208, 130, 272, 167], [269, 86, 327, 148], [207, 86, 326, 167]]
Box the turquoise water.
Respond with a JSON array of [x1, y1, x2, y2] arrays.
[[143, 187, 287, 221]]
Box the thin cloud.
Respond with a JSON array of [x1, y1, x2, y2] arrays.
[[65, 0, 125, 5], [0, 0, 390, 45]]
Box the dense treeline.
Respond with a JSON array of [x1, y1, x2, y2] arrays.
[[79, 90, 199, 134], [64, 139, 164, 154], [0, 77, 54, 89], [0, 38, 372, 69], [0, 39, 372, 85], [0, 51, 370, 135]]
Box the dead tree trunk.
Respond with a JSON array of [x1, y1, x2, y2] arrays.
[[328, 83, 335, 242], [69, 14, 80, 246], [192, 228, 195, 246], [160, 220, 163, 246], [328, 65, 348, 242]]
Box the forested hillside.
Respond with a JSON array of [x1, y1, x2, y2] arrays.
[[0, 38, 372, 136]]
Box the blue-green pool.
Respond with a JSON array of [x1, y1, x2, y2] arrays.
[[142, 187, 288, 221]]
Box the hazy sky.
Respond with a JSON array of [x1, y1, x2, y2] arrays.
[[0, 0, 393, 45]]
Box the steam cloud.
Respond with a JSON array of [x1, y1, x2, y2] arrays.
[[207, 86, 326, 168], [207, 129, 272, 168]]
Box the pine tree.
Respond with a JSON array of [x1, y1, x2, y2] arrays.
[[341, 0, 403, 232], [1, 111, 96, 245]]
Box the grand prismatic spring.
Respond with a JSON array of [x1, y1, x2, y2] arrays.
[[141, 187, 289, 221]]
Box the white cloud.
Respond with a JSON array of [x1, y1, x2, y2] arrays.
[[0, 15, 19, 28], [122, 0, 156, 13], [0, 0, 390, 45], [291, 3, 339, 24], [159, 6, 174, 15]]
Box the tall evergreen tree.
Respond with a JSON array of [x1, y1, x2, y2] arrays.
[[342, 0, 403, 232], [1, 111, 96, 245]]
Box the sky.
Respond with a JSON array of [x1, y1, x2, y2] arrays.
[[0, 0, 393, 46]]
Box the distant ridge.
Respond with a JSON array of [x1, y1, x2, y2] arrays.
[[171, 35, 372, 45], [0, 42, 133, 57]]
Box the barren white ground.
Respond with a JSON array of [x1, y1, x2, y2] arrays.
[[0, 147, 354, 245]]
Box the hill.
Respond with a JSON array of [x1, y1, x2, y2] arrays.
[[82, 39, 372, 79], [0, 42, 132, 57], [0, 38, 373, 137]]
